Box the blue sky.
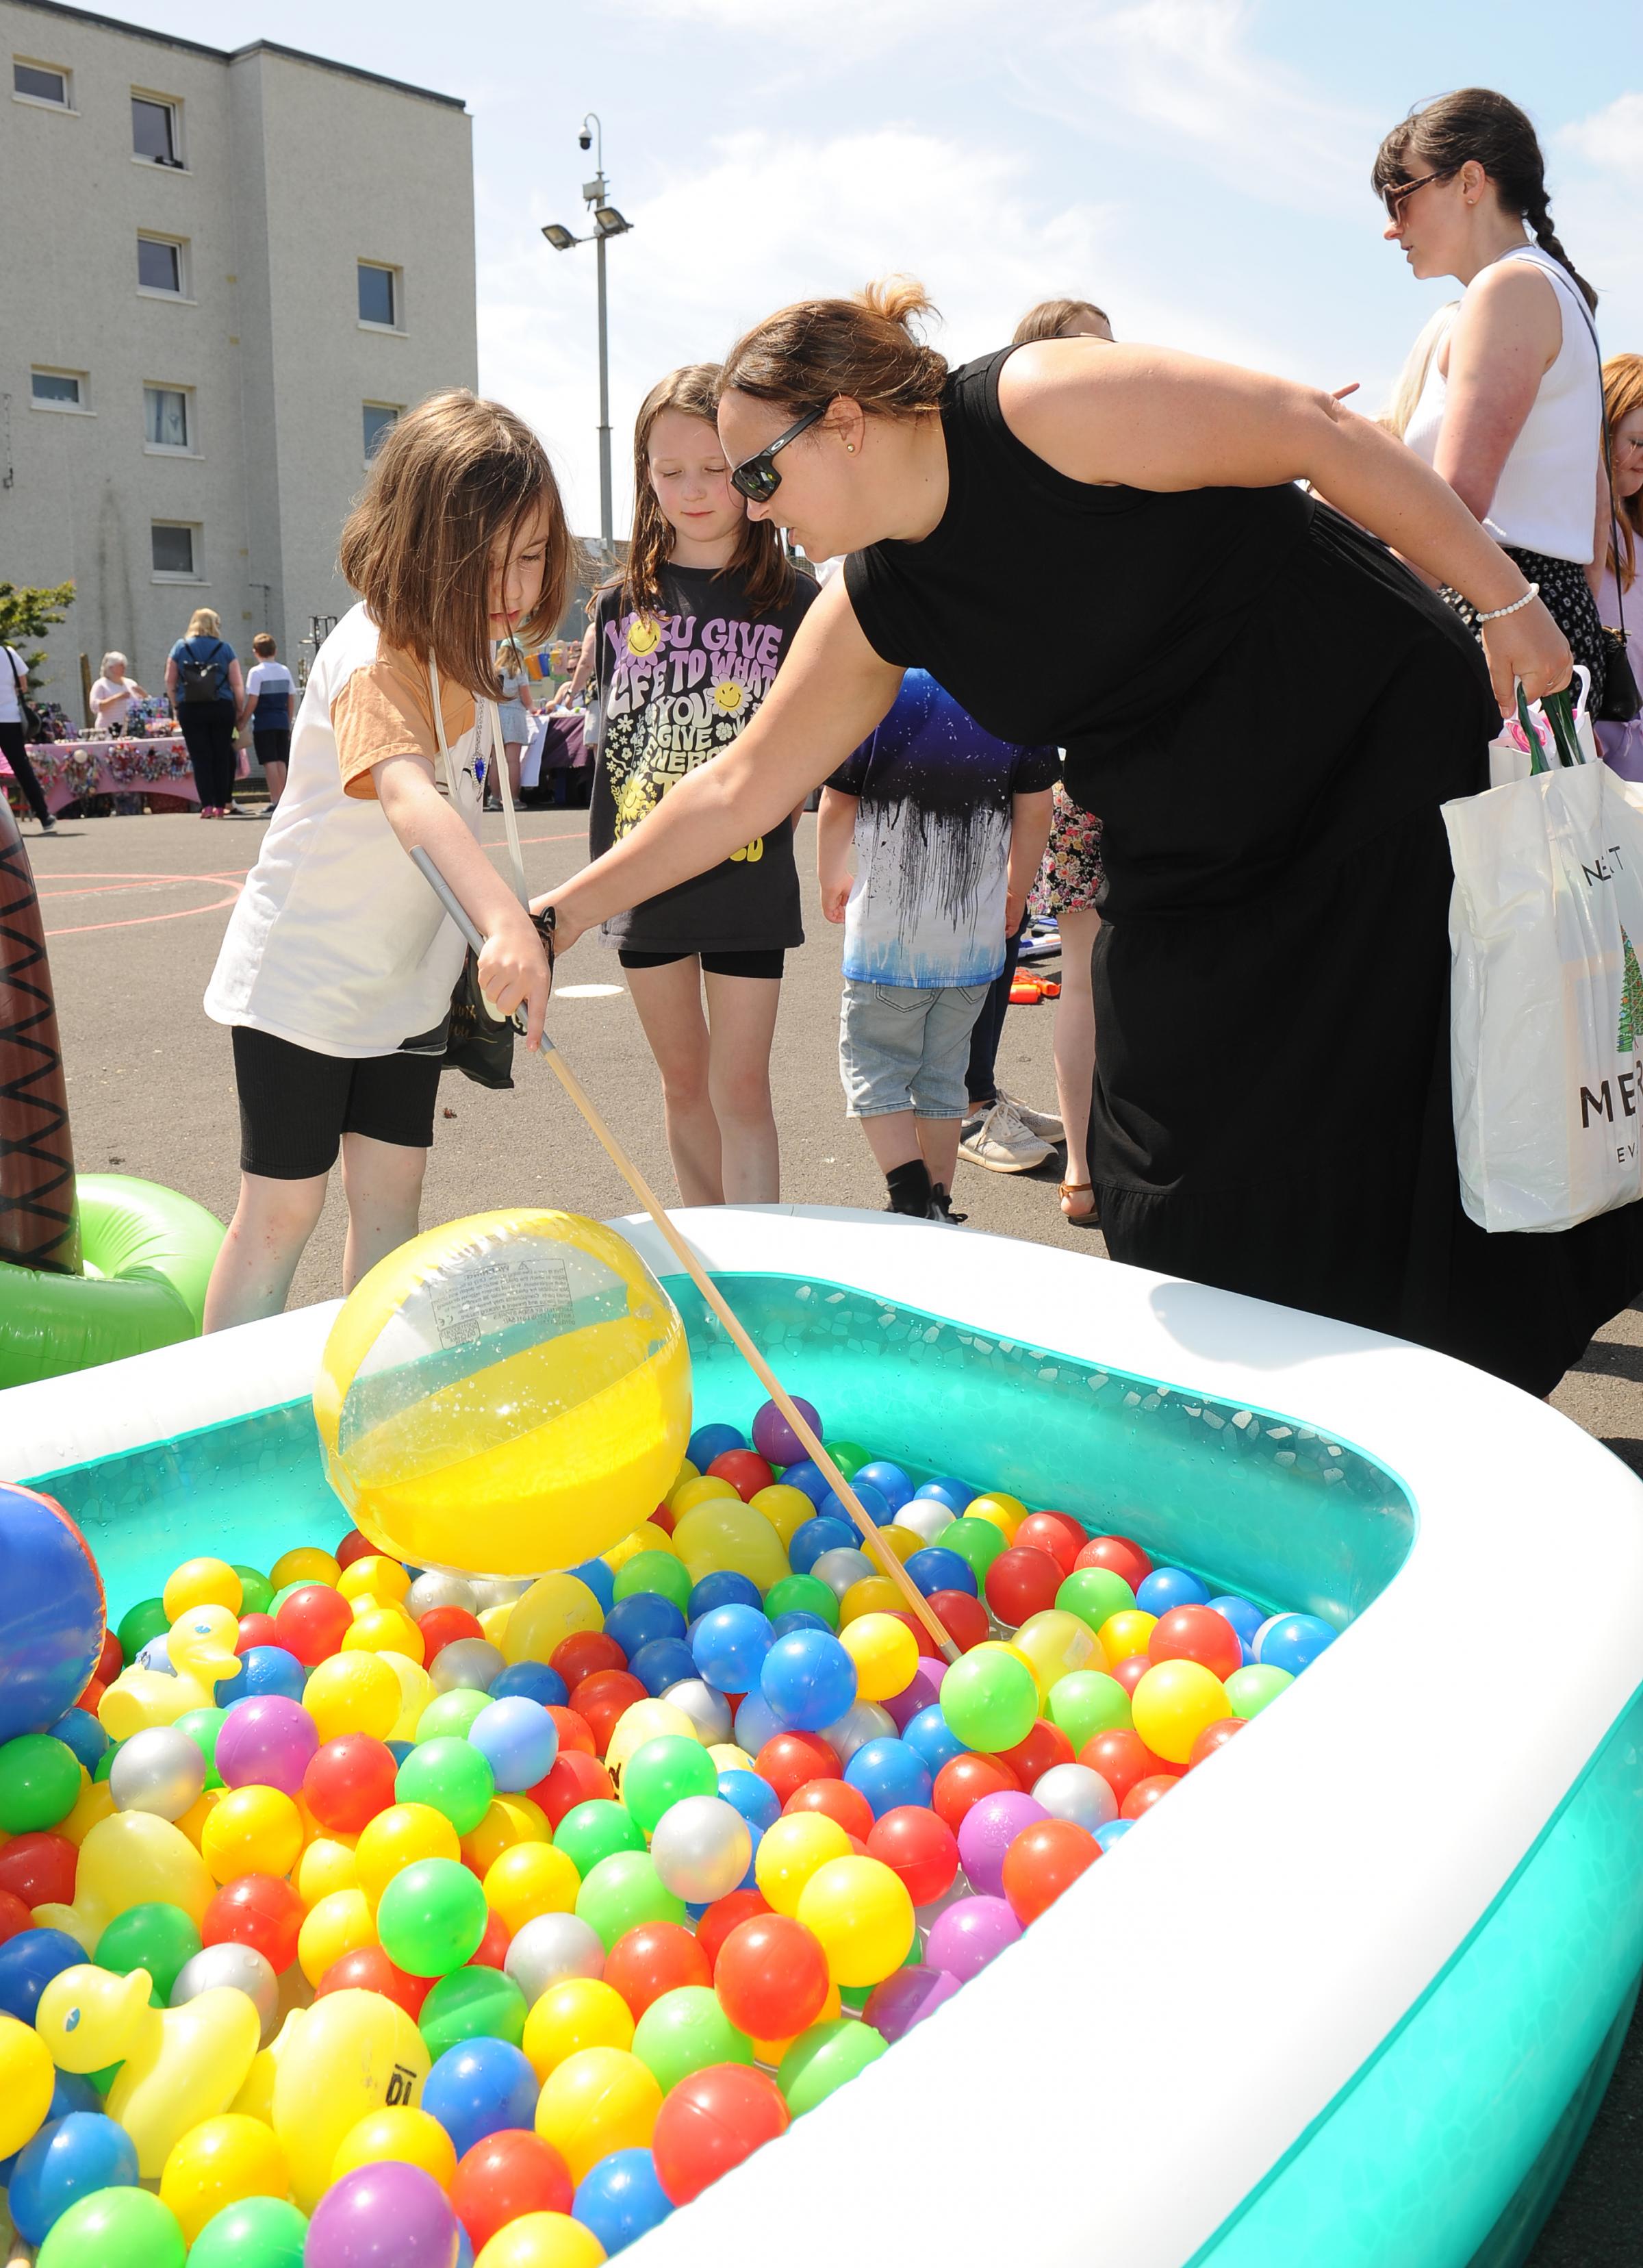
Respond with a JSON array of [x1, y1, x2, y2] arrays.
[[130, 0, 1641, 537]]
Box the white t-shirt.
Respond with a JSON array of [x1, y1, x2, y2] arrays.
[[244, 659, 295, 723], [205, 603, 486, 1057], [90, 677, 135, 733], [0, 647, 26, 726]]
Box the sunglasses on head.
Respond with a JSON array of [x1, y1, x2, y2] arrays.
[[730, 405, 826, 503]]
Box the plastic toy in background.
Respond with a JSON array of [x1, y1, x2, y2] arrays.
[[315, 1211, 691, 1577], [34, 1811, 215, 1951], [0, 1482, 105, 1742], [99, 1606, 241, 1739]]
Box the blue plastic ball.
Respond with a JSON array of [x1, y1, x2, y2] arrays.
[[0, 1483, 104, 1743], [733, 1691, 780, 1755], [789, 1515, 854, 1576], [1256, 1613, 1337, 1676], [489, 1662, 570, 1709], [1136, 1566, 1210, 1615], [387, 1739, 416, 1766], [468, 1696, 557, 1792], [687, 1572, 763, 1620], [8, 2113, 140, 2245], [904, 1546, 978, 1600], [574, 2147, 674, 2254], [768, 1611, 831, 1641], [914, 1477, 972, 1514], [1093, 1819, 1136, 1852], [569, 1559, 617, 1614], [216, 1645, 306, 1706], [854, 1461, 913, 1512], [772, 1459, 831, 1507], [687, 1422, 746, 1469], [0, 2072, 99, 2187], [760, 1628, 857, 1732], [716, 1768, 782, 1834], [628, 1639, 698, 1698], [902, 1702, 967, 1776], [1207, 1596, 1265, 1656], [49, 1709, 107, 1772], [843, 1737, 933, 1819], [820, 1481, 893, 1528], [604, 1593, 685, 1659], [421, 2038, 539, 2160], [691, 1604, 773, 1694], [0, 1930, 88, 2026]]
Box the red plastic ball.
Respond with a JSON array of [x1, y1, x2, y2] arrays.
[[782, 1778, 874, 1841], [706, 1450, 776, 1502], [1030, 1509, 1086, 1550], [234, 1613, 279, 1656], [693, 1889, 771, 1973], [203, 1872, 305, 1973], [544, 1706, 597, 1762], [1077, 1728, 1175, 1807], [1188, 1717, 1247, 1770], [998, 1719, 1074, 1791], [316, 1943, 432, 2017], [550, 1631, 626, 1688], [416, 1606, 485, 1662], [303, 1735, 399, 1835], [451, 2129, 574, 2254], [1001, 1817, 1100, 1924], [469, 1907, 511, 1969], [335, 1529, 390, 1570], [866, 1805, 960, 1906], [713, 1914, 829, 2041], [924, 1590, 989, 1654], [1110, 1654, 1151, 1698], [984, 1546, 1062, 1626], [529, 1749, 614, 1827], [0, 1889, 35, 1945], [1121, 1774, 1180, 1819], [753, 1733, 840, 1808], [0, 1830, 77, 1909], [95, 1630, 123, 1687], [604, 1921, 712, 2019], [1148, 1604, 1242, 1683], [930, 1752, 1021, 1833], [570, 1672, 648, 1757], [272, 1584, 351, 1667], [73, 1678, 106, 1716], [648, 1505, 676, 1536], [651, 2063, 790, 2206], [1073, 1533, 1153, 1588], [1013, 1514, 1082, 1577]]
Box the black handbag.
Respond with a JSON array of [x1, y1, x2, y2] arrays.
[[1564, 290, 1640, 726], [426, 657, 528, 1088]]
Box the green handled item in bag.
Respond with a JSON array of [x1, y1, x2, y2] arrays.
[[1515, 681, 1585, 777]]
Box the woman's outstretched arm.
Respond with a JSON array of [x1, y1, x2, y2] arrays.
[[538, 576, 902, 948]]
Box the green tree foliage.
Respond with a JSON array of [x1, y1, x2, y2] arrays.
[[0, 579, 76, 682]]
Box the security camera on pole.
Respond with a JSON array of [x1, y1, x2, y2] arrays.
[[542, 114, 633, 569]]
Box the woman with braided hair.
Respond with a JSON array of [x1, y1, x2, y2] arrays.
[[1375, 88, 1609, 705]]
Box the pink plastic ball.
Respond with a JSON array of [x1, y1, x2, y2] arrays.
[[925, 1894, 1023, 1982], [214, 1695, 319, 1795], [955, 1789, 1046, 1900]]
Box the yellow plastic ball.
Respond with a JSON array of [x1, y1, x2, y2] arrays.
[[331, 2104, 458, 2189], [479, 1602, 515, 1650], [754, 1813, 851, 1917], [604, 1699, 698, 1778], [315, 1211, 691, 1578], [463, 1795, 550, 1877], [667, 1474, 738, 1517], [1013, 1609, 1099, 1692], [874, 1524, 919, 1565], [272, 1546, 341, 1591], [303, 1650, 402, 1743], [522, 1977, 635, 2081], [838, 1578, 904, 1628], [0, 2013, 54, 2158], [672, 1457, 700, 1487], [839, 1612, 919, 1701], [602, 1522, 676, 1574], [338, 1556, 411, 1608], [298, 1835, 361, 1907], [159, 2113, 288, 2245], [750, 1979, 842, 2067], [707, 1743, 754, 1774], [533, 2047, 661, 2184], [1131, 1659, 1232, 1765], [164, 1556, 243, 1620], [749, 1484, 816, 1546], [175, 1788, 220, 1850], [505, 1574, 607, 1668], [202, 1786, 303, 1885], [670, 1499, 789, 1593], [485, 1841, 580, 1936], [56, 1775, 116, 1848], [355, 1803, 461, 1909], [476, 2214, 607, 2268], [380, 1652, 433, 1741], [298, 1887, 376, 1985], [1097, 1609, 1158, 1668], [343, 1606, 424, 1662], [965, 1494, 1026, 1542], [795, 1854, 915, 1987]]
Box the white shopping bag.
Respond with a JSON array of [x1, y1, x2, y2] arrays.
[[1445, 741, 1643, 1233]]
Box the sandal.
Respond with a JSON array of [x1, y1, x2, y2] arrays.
[[1059, 1181, 1100, 1226]]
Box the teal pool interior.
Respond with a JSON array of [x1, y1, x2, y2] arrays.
[[25, 1271, 1415, 1628]]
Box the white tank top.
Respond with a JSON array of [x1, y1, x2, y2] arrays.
[[1403, 245, 1600, 564]]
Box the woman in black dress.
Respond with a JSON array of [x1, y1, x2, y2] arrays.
[[538, 283, 1642, 1395]]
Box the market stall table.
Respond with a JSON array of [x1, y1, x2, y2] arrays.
[[1, 735, 199, 814]]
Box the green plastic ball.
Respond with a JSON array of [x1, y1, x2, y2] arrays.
[[37, 2186, 186, 2268], [188, 2196, 308, 2268], [823, 1440, 870, 1480], [631, 1985, 753, 2093], [939, 1648, 1039, 1753], [574, 1850, 685, 1951], [375, 1855, 488, 1978], [117, 1597, 170, 1664], [1056, 1567, 1137, 1634], [778, 2015, 888, 2113], [415, 1689, 490, 1743], [613, 1551, 692, 1614], [1046, 1668, 1133, 1746], [231, 1566, 275, 1619], [394, 1737, 496, 1834], [619, 1735, 717, 1836], [96, 1902, 203, 2004], [0, 1732, 81, 1832], [418, 1964, 528, 2057], [265, 1583, 308, 1617], [94, 1741, 117, 1784], [763, 1574, 839, 1629], [939, 1517, 1009, 1582], [173, 1706, 229, 1791], [554, 1798, 646, 1876], [1224, 1664, 1295, 1719]]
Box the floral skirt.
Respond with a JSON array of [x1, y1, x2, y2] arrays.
[[1030, 782, 1104, 917]]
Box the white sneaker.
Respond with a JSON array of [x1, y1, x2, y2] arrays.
[[997, 1086, 1065, 1143], [958, 1098, 1053, 1174]]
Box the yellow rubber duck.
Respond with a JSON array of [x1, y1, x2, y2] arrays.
[[99, 1604, 241, 1740], [36, 1963, 261, 2177]]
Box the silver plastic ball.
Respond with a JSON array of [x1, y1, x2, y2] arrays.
[[649, 1794, 751, 1904], [505, 1911, 607, 2002], [405, 1572, 479, 1620], [893, 1499, 956, 1547], [430, 1637, 506, 1693], [170, 1941, 281, 2043], [108, 1725, 205, 1819], [821, 1700, 895, 1763], [1031, 1761, 1117, 1832], [733, 1690, 780, 1756], [810, 1546, 876, 1600], [661, 1678, 733, 1748], [470, 1578, 532, 1613]]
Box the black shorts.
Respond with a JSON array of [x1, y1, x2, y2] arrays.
[[617, 947, 786, 980], [254, 728, 291, 768], [232, 1026, 442, 1180]]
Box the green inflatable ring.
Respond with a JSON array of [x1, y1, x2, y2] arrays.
[[0, 1174, 225, 1389]]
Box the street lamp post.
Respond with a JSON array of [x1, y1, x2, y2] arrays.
[[542, 114, 633, 568]]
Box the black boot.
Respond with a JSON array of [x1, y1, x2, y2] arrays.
[[884, 1159, 933, 1216], [928, 1182, 967, 1225]]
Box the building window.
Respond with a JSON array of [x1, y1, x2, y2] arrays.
[[151, 522, 199, 579], [131, 94, 182, 166], [13, 59, 71, 106], [145, 385, 191, 449], [31, 369, 88, 410], [357, 262, 399, 329], [363, 403, 401, 460], [137, 234, 185, 295]]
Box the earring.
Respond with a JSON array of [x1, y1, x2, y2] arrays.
[[845, 442, 856, 453]]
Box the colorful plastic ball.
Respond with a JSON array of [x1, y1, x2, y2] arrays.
[[0, 1487, 105, 1746], [502, 1915, 603, 2011], [377, 1856, 489, 1978], [1055, 1566, 1137, 1638], [1188, 1717, 1247, 1769], [787, 1515, 853, 1576], [601, 1597, 683, 1668], [0, 1828, 77, 1908], [708, 1908, 827, 2040], [94, 1898, 200, 2002], [355, 1802, 461, 1910], [117, 1596, 170, 1663], [778, 2014, 888, 2114], [331, 2104, 457, 2196], [1095, 1609, 1158, 1670], [648, 1796, 752, 1904], [609, 1556, 690, 1623], [562, 1561, 615, 1615], [1030, 1760, 1118, 1832], [1045, 1668, 1132, 1749], [759, 1630, 856, 1732], [601, 1923, 711, 2021], [784, 1776, 874, 1841], [956, 1790, 1047, 1900], [184, 2195, 307, 2268], [1147, 1604, 1242, 1682], [1075, 1533, 1153, 1588], [0, 1732, 79, 1834], [156, 2114, 288, 2247], [893, 1499, 956, 1552], [688, 1604, 769, 1694], [202, 1872, 303, 1974], [998, 1718, 1073, 1791], [1110, 1654, 1150, 1698], [1254, 1612, 1336, 1674], [753, 1811, 850, 1916], [1131, 1659, 1232, 1765], [747, 1487, 816, 1549], [1136, 1565, 1209, 1615], [629, 1984, 752, 2097], [202, 1785, 303, 1884], [900, 1703, 965, 1778], [1121, 1774, 1179, 1818], [430, 1641, 507, 1698], [930, 1752, 1019, 1832], [303, 2160, 458, 2268], [1223, 1662, 1294, 1717], [939, 1646, 1037, 1754], [531, 1752, 615, 1830], [795, 1854, 913, 1987], [925, 1589, 989, 1653], [10, 2111, 140, 2245], [617, 1736, 716, 1837], [420, 1608, 486, 1665], [656, 1680, 733, 1749], [649, 2061, 788, 2206], [213, 1696, 316, 1796], [668, 1497, 788, 1594], [396, 1740, 497, 1837], [712, 1769, 778, 1837], [769, 1458, 829, 1507], [574, 1854, 685, 1952], [750, 1396, 821, 1466], [572, 2145, 672, 2254], [490, 1665, 570, 1710], [904, 1546, 978, 1600], [451, 2130, 574, 2256], [297, 1888, 375, 1986], [925, 1892, 1021, 1982], [457, 1700, 553, 1796], [33, 2184, 186, 2268], [170, 1942, 280, 2041], [3, 1939, 97, 2031], [980, 1546, 1058, 1626], [304, 1736, 398, 1835], [1205, 1593, 1264, 1654], [865, 1804, 960, 1906], [423, 2039, 540, 2163], [270, 1584, 349, 1668], [420, 1689, 497, 1744], [49, 1711, 108, 1773], [217, 1647, 307, 1707], [761, 1573, 839, 1630], [1012, 1512, 1081, 1576], [932, 1517, 1006, 1586], [553, 1801, 644, 1881], [687, 1422, 745, 1468], [841, 1737, 932, 1820], [1077, 1727, 1175, 1806], [706, 1449, 776, 1502], [1001, 1816, 1101, 1924], [534, 2047, 663, 2184], [481, 1844, 578, 1940], [863, 1961, 962, 2043], [420, 1968, 530, 2061], [476, 2211, 606, 2267], [818, 1480, 891, 1533], [837, 1613, 917, 1704]]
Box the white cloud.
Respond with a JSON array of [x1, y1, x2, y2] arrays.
[[1560, 92, 1643, 182], [1555, 95, 1643, 340]]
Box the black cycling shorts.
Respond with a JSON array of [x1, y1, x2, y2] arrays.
[[253, 728, 291, 768], [232, 1026, 442, 1180], [617, 947, 786, 980]]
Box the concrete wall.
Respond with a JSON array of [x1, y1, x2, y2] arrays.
[[1, 0, 473, 719]]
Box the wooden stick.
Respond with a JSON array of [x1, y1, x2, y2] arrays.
[[411, 850, 960, 1662]]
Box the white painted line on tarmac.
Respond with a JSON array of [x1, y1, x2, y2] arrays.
[[554, 983, 625, 998]]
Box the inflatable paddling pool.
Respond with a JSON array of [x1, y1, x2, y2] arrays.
[[3, 1205, 1640, 2268]]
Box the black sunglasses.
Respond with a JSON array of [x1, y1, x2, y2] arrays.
[[730, 405, 826, 503]]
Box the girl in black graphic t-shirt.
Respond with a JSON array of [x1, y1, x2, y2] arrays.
[[588, 363, 817, 1205]]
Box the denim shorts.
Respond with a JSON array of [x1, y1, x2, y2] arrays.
[[838, 977, 991, 1120]]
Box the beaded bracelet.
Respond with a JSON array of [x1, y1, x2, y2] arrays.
[[1474, 582, 1540, 623]]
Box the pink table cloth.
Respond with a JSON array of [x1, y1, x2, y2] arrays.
[[1, 737, 199, 811]]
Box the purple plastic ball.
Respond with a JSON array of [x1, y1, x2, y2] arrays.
[[881, 1658, 946, 1730], [303, 2161, 459, 2268], [863, 1962, 963, 2042], [925, 1894, 1023, 1983], [750, 1396, 822, 1469], [956, 1790, 1046, 1900], [214, 1694, 318, 1796]]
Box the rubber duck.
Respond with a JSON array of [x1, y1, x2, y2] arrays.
[[33, 1810, 213, 1954], [99, 1604, 240, 1739], [36, 1963, 260, 2176]]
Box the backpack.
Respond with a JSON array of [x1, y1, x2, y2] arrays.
[[177, 638, 228, 703]]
